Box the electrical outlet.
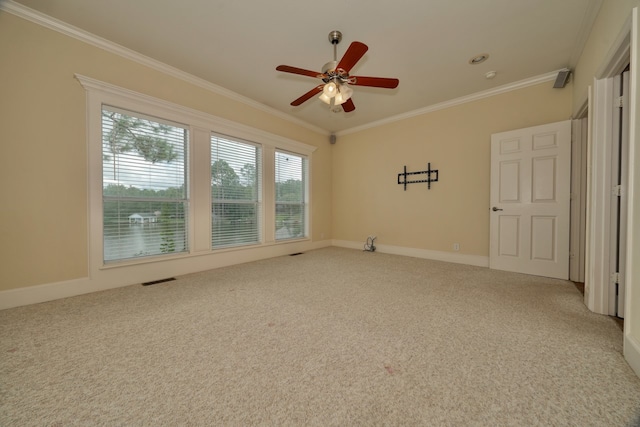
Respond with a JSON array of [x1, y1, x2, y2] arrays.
[[453, 243, 460, 251]]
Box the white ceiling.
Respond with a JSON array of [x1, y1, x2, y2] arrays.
[[10, 0, 602, 134]]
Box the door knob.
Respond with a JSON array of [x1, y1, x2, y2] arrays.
[[492, 206, 503, 211]]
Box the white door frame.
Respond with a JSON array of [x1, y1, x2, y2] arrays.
[[586, 7, 640, 379], [624, 6, 640, 378], [611, 71, 630, 318], [585, 15, 632, 315], [570, 118, 587, 284]]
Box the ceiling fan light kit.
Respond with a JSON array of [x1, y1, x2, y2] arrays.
[[276, 30, 399, 112]]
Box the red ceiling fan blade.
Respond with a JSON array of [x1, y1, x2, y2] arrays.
[[350, 76, 399, 89], [291, 85, 324, 106], [336, 41, 368, 74], [276, 65, 324, 79], [342, 98, 355, 112]]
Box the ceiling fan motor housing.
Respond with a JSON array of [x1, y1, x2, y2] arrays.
[[322, 61, 339, 83]]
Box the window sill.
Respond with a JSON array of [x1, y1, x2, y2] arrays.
[[99, 237, 310, 270]]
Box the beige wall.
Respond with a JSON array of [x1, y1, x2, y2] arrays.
[[572, 0, 640, 115], [0, 12, 331, 292], [332, 83, 573, 255]]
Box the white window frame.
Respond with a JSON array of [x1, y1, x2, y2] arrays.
[[76, 74, 316, 281], [101, 105, 191, 263], [211, 133, 263, 249], [275, 149, 309, 241]]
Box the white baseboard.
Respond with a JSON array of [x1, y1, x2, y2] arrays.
[[0, 239, 332, 311], [0, 277, 93, 311], [332, 240, 489, 267], [624, 333, 640, 379], [0, 239, 480, 311]]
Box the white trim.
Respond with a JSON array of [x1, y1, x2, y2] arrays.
[[623, 7, 640, 379], [0, 277, 92, 310], [3, 0, 575, 138], [336, 71, 561, 136], [570, 118, 588, 283], [0, 0, 328, 137], [584, 84, 594, 307], [584, 9, 635, 316], [0, 239, 333, 311], [585, 76, 615, 314], [624, 335, 640, 378], [332, 240, 489, 267], [76, 75, 319, 303], [574, 98, 589, 120], [75, 74, 317, 156], [596, 16, 632, 79], [569, 0, 605, 68]]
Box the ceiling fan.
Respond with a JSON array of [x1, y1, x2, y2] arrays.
[[276, 30, 399, 112]]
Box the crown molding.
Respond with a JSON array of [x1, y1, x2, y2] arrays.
[[2, 0, 574, 138], [337, 70, 560, 136], [75, 73, 317, 155], [0, 0, 328, 136], [568, 0, 603, 68]]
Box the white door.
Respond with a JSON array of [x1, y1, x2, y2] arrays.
[[490, 120, 571, 279]]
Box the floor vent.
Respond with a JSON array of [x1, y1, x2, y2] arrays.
[[142, 278, 176, 286]]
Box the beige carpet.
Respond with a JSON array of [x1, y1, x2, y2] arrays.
[[1, 247, 639, 426]]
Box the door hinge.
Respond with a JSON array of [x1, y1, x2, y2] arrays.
[[616, 96, 624, 108], [613, 185, 622, 197], [612, 272, 620, 284]]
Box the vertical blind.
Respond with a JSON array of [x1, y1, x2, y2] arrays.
[[102, 106, 189, 262], [211, 134, 262, 248], [275, 150, 307, 240]]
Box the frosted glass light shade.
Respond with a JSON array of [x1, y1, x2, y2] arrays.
[[319, 92, 332, 104], [323, 82, 337, 97], [340, 85, 353, 100]]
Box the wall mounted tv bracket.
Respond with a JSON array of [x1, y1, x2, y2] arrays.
[[397, 163, 439, 190]]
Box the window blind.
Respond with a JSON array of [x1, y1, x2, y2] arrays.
[[211, 134, 262, 248], [275, 150, 307, 241], [102, 106, 189, 262]]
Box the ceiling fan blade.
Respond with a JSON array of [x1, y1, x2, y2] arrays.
[[342, 98, 355, 112], [276, 65, 324, 79], [350, 76, 399, 89], [291, 85, 324, 106], [336, 41, 368, 74]]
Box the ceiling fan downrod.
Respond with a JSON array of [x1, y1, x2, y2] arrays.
[[328, 30, 343, 63], [322, 31, 355, 86]]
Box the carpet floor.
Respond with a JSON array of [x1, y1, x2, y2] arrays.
[[1, 247, 639, 426]]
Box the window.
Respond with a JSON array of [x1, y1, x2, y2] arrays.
[[211, 134, 262, 248], [275, 150, 308, 241], [79, 75, 316, 272], [102, 106, 189, 262]]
